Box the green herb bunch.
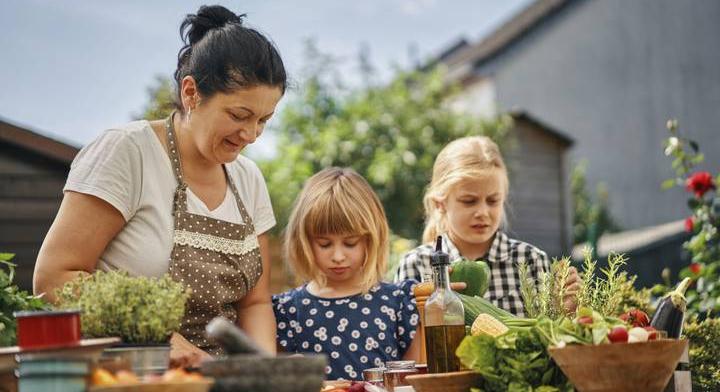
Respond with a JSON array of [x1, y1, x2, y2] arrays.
[[575, 250, 628, 317], [0, 253, 48, 346], [55, 270, 190, 345], [684, 317, 720, 392], [457, 318, 574, 392], [519, 257, 573, 320]]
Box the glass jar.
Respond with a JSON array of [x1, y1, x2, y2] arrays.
[[362, 367, 385, 387], [383, 360, 418, 392]]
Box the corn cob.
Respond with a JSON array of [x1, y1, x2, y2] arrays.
[[470, 313, 509, 337]]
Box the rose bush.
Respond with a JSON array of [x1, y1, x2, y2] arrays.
[[662, 120, 720, 318]]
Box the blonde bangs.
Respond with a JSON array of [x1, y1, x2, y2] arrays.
[[284, 167, 389, 292]]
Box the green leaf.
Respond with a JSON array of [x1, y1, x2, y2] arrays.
[[456, 335, 497, 372], [689, 140, 699, 152], [661, 178, 677, 190], [0, 254, 15, 262], [688, 198, 701, 209]]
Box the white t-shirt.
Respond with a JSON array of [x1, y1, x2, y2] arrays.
[[64, 120, 276, 277]]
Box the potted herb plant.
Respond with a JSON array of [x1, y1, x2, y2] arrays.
[[54, 270, 190, 376]]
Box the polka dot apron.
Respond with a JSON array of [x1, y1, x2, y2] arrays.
[[164, 114, 262, 355]]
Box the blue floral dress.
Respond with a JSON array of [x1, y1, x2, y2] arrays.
[[272, 280, 419, 380]]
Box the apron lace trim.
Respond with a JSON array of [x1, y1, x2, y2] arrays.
[[173, 229, 259, 256]]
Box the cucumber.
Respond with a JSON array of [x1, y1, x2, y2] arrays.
[[458, 293, 516, 326]]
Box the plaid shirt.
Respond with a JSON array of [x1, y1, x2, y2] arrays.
[[393, 231, 549, 317]]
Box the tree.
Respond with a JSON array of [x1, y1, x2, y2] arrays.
[[571, 161, 620, 247], [134, 75, 176, 120], [261, 43, 511, 239]]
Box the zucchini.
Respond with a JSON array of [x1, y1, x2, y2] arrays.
[[458, 293, 516, 326]]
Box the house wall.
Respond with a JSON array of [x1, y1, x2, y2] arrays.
[[0, 143, 68, 291], [505, 118, 571, 257], [483, 0, 720, 230]]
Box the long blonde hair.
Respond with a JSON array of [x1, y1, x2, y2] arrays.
[[422, 136, 509, 243], [284, 167, 389, 292]]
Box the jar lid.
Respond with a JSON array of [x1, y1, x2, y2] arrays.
[[386, 360, 416, 369]]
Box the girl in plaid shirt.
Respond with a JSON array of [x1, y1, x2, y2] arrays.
[[394, 136, 579, 316]]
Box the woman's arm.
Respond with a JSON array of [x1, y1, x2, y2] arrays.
[[33, 191, 126, 303], [402, 334, 422, 361], [236, 232, 277, 354]]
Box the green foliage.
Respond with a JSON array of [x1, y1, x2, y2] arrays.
[[615, 272, 653, 314], [570, 161, 620, 245], [55, 270, 190, 344], [0, 254, 48, 347], [684, 317, 720, 391], [575, 250, 629, 317], [457, 319, 573, 392], [385, 234, 417, 281], [518, 257, 573, 320], [135, 75, 176, 120], [260, 43, 511, 239], [661, 119, 720, 318]]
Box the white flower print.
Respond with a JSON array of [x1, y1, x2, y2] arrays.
[[331, 351, 340, 359], [349, 343, 358, 352], [351, 330, 360, 339], [314, 344, 322, 352], [331, 336, 342, 345], [361, 307, 371, 315], [302, 342, 310, 349], [360, 321, 368, 329], [302, 298, 311, 305], [349, 302, 358, 309], [306, 319, 314, 327], [325, 310, 335, 319], [309, 308, 318, 315], [278, 322, 286, 330]]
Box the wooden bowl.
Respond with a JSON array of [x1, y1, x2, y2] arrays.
[[405, 370, 481, 392], [89, 379, 213, 392], [548, 339, 688, 392]]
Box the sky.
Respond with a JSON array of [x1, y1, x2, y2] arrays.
[[0, 0, 532, 154]]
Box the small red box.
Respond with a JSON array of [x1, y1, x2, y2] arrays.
[[14, 310, 82, 349]]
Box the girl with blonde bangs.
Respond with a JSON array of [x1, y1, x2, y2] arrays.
[[396, 136, 580, 317], [274, 167, 420, 380], [284, 168, 388, 293]]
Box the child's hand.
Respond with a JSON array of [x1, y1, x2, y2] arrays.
[[448, 266, 468, 292], [563, 266, 581, 314]]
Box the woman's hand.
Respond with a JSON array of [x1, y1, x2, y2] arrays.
[[169, 332, 212, 369], [563, 266, 581, 314]]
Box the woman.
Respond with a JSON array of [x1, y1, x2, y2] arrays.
[[33, 5, 286, 366]]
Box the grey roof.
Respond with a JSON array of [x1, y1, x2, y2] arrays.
[[571, 219, 686, 259], [0, 116, 79, 164], [510, 110, 574, 146], [440, 0, 572, 81]]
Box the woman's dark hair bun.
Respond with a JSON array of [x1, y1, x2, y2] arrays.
[[181, 5, 246, 45], [174, 4, 287, 109]]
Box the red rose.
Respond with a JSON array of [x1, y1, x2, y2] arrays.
[[686, 171, 715, 198], [685, 217, 694, 232], [689, 263, 702, 275]]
